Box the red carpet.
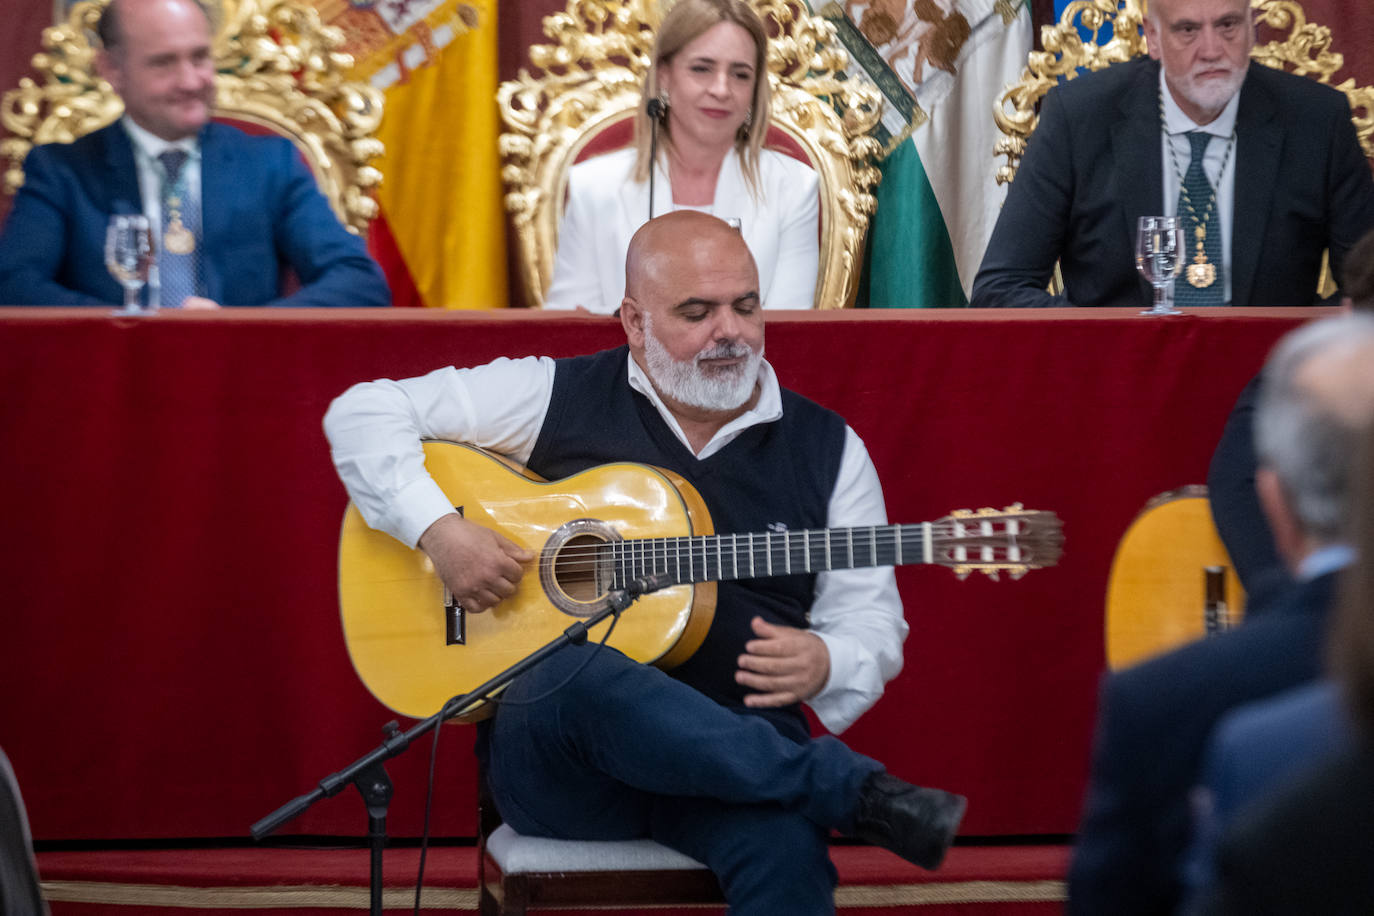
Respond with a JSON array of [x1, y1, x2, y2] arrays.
[[37, 843, 1066, 913]]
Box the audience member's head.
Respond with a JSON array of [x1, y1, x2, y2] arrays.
[[636, 0, 771, 180], [1144, 0, 1255, 126], [1332, 420, 1374, 738], [620, 210, 763, 416], [96, 0, 215, 142], [1254, 313, 1374, 569]]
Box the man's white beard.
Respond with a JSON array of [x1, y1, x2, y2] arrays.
[[1173, 64, 1245, 121], [642, 313, 763, 411]]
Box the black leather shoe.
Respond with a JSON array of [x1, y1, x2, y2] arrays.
[[849, 772, 967, 869]]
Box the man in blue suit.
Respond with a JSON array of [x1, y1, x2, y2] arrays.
[[0, 0, 389, 309], [971, 0, 1374, 308], [1066, 313, 1374, 915]]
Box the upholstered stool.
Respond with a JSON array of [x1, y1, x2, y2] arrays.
[[478, 821, 724, 915]]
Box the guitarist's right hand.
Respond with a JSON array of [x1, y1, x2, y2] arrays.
[[418, 513, 535, 612]]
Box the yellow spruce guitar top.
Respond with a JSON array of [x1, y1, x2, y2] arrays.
[[339, 442, 1065, 720], [1104, 487, 1247, 671]]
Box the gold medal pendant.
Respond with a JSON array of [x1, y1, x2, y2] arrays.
[[1186, 227, 1215, 288], [1187, 252, 1216, 288], [164, 217, 196, 255]]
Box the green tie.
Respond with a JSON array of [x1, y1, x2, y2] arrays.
[[1174, 132, 1223, 306]]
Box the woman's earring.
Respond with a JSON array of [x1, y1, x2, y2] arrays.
[[656, 90, 670, 120], [738, 107, 753, 140]]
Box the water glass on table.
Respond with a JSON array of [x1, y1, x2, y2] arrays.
[[1135, 216, 1184, 316], [105, 214, 155, 315]]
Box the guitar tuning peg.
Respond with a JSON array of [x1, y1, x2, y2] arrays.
[[981, 569, 1001, 582]]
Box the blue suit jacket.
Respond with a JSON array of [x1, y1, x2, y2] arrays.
[[1066, 571, 1340, 915], [1191, 739, 1374, 915], [1183, 680, 1349, 903], [972, 58, 1374, 308], [0, 121, 389, 307]]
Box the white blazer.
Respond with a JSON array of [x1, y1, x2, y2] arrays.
[[543, 147, 820, 313]]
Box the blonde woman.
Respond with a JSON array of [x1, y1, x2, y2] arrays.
[[544, 0, 820, 312]]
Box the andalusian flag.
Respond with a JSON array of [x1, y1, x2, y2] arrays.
[[311, 0, 507, 308], [822, 1, 1032, 307]]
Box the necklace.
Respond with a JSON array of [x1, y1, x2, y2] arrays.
[[1158, 89, 1235, 289], [159, 154, 196, 256]]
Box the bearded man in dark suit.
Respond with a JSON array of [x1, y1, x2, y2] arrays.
[[971, 0, 1374, 308]]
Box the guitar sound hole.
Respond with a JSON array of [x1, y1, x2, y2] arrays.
[[553, 534, 613, 603]]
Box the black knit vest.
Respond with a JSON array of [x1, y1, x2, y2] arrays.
[[526, 346, 846, 736]]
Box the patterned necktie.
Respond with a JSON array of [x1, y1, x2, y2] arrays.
[[157, 150, 201, 308], [1173, 131, 1224, 307]]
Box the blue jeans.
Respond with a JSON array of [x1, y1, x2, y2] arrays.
[[486, 643, 883, 915]]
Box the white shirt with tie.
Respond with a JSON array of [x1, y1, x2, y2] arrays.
[[1158, 70, 1240, 304], [121, 115, 201, 308]]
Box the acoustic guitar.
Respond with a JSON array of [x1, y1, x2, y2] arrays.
[[1104, 486, 1247, 671], [339, 442, 1065, 720]]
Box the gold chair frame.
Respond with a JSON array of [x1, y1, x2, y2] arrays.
[[994, 0, 1374, 187], [1, 0, 384, 235], [498, 0, 885, 309]]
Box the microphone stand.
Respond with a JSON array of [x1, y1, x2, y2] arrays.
[[251, 579, 661, 916]]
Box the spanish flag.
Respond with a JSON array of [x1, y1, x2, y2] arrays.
[[314, 0, 507, 308]]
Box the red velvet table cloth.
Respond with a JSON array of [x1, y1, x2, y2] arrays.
[[0, 307, 1319, 841]]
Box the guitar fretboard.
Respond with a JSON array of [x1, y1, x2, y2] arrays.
[[610, 524, 941, 588]]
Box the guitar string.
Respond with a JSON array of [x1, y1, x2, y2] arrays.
[[532, 524, 1038, 576], [538, 529, 1031, 555], [531, 523, 1027, 554]]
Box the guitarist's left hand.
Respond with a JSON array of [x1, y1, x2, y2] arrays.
[[736, 617, 831, 708]]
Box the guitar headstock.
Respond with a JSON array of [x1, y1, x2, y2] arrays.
[[934, 504, 1064, 580]]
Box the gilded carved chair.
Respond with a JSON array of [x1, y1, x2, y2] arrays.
[[0, 0, 384, 236], [993, 0, 1374, 297], [498, 0, 885, 309]]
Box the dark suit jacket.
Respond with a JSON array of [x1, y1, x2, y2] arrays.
[[0, 121, 389, 307], [972, 58, 1374, 308], [1207, 373, 1293, 610], [1066, 571, 1340, 916], [1191, 740, 1374, 915]]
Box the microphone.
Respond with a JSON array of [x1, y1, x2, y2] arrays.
[[646, 96, 665, 221], [605, 571, 676, 614], [628, 571, 675, 597]]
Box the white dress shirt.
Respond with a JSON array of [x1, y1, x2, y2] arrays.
[[1159, 70, 1240, 303], [324, 353, 907, 734]]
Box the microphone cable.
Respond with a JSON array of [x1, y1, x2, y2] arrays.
[[645, 96, 665, 221]]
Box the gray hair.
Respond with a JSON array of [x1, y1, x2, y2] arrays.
[[1255, 313, 1374, 543]]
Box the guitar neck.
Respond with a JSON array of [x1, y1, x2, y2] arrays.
[[614, 524, 938, 587]]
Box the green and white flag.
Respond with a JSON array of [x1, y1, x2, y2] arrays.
[[819, 1, 1032, 307]]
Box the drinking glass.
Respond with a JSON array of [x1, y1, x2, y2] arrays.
[[105, 214, 155, 314], [1135, 216, 1184, 316]]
